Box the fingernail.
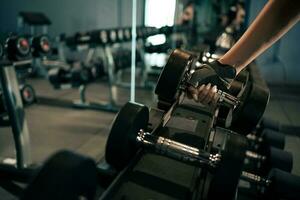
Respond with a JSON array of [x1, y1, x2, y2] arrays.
[[193, 94, 198, 101], [212, 85, 217, 92], [206, 83, 211, 89]]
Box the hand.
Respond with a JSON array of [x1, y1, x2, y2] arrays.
[[187, 83, 219, 105], [187, 60, 236, 91]]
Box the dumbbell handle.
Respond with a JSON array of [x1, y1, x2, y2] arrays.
[[217, 90, 240, 108], [137, 130, 220, 169], [241, 171, 271, 186], [245, 150, 266, 162]]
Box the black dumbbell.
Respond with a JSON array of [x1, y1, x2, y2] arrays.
[[258, 117, 284, 133], [48, 68, 71, 88], [105, 102, 247, 200], [5, 35, 31, 61], [116, 29, 124, 42], [123, 27, 132, 41], [136, 26, 145, 39], [31, 35, 51, 57], [106, 102, 300, 200], [247, 129, 285, 152], [213, 128, 292, 177], [48, 66, 92, 88], [107, 29, 118, 44], [98, 30, 109, 45], [239, 168, 300, 200], [19, 84, 36, 105], [0, 150, 97, 200], [244, 146, 293, 176], [155, 49, 240, 110]]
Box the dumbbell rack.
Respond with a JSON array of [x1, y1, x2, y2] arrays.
[[0, 60, 32, 169], [97, 49, 300, 200]]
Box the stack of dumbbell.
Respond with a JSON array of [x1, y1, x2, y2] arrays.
[[0, 34, 54, 107], [98, 49, 300, 200]]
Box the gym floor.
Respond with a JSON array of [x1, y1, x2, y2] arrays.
[[0, 78, 300, 199]]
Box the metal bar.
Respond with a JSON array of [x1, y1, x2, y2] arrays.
[[130, 0, 137, 102], [0, 63, 31, 169]]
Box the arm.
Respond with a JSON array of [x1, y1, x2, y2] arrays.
[[188, 0, 300, 104], [219, 0, 300, 74]]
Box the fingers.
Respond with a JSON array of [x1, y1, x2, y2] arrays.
[[188, 84, 218, 105], [198, 83, 211, 103], [203, 85, 217, 105], [188, 86, 199, 101]]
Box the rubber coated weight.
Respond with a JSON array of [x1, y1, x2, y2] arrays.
[[31, 35, 51, 57], [71, 67, 92, 85], [231, 82, 270, 134], [108, 30, 117, 43], [99, 30, 108, 44], [22, 150, 97, 200], [105, 102, 149, 170], [263, 147, 293, 174], [208, 133, 248, 200], [264, 168, 300, 200], [260, 129, 285, 149], [48, 68, 69, 88], [155, 49, 195, 104], [6, 36, 31, 61], [20, 84, 36, 105]]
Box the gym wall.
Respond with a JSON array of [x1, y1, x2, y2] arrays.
[[0, 0, 144, 35], [248, 0, 300, 86]]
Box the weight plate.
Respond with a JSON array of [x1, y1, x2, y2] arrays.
[[20, 84, 36, 105], [22, 150, 97, 200], [155, 49, 194, 104], [265, 168, 300, 200], [231, 82, 270, 134], [48, 68, 68, 88], [208, 133, 248, 200], [105, 102, 149, 170]]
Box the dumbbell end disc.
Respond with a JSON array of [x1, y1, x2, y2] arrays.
[[155, 49, 194, 105], [262, 128, 285, 149], [266, 147, 293, 173], [265, 168, 300, 200], [208, 133, 248, 200], [105, 102, 149, 170]]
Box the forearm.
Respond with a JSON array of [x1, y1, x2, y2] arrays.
[[219, 0, 300, 74]]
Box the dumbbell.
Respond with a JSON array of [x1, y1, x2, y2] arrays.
[[98, 30, 109, 45], [155, 49, 240, 111], [123, 27, 132, 41], [258, 117, 283, 133], [5, 35, 31, 61], [136, 26, 145, 39], [0, 150, 97, 200], [19, 84, 36, 105], [48, 67, 92, 88], [105, 102, 246, 199], [105, 102, 300, 200], [116, 29, 124, 42], [247, 128, 285, 152], [107, 29, 118, 44], [244, 146, 293, 176], [212, 128, 292, 176], [239, 169, 300, 200], [31, 35, 51, 57]]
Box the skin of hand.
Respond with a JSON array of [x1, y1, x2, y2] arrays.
[[188, 0, 300, 105], [187, 83, 219, 105]]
